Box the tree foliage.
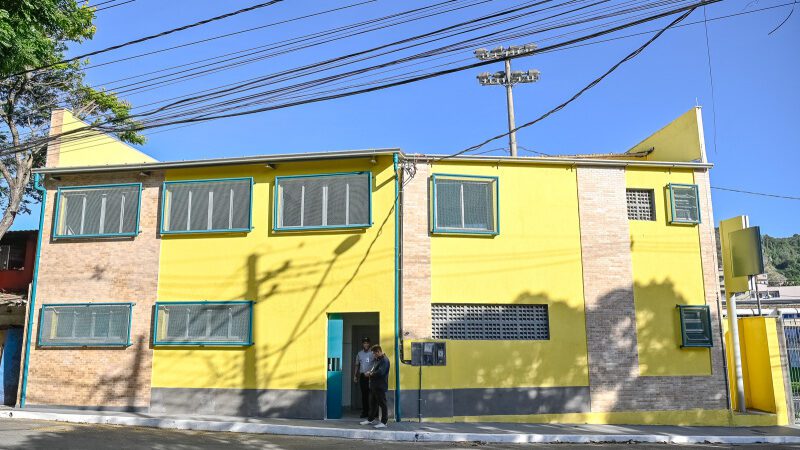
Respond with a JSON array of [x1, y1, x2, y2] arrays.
[[0, 0, 144, 239], [763, 234, 800, 286]]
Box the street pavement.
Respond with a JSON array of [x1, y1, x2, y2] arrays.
[[1, 419, 800, 449]]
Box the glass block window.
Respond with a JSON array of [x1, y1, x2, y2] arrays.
[[38, 303, 133, 347], [154, 302, 253, 346], [626, 189, 655, 221], [678, 305, 713, 348], [54, 184, 141, 238], [431, 304, 549, 340], [275, 173, 371, 230], [669, 184, 701, 224], [162, 178, 252, 233], [432, 175, 498, 234]]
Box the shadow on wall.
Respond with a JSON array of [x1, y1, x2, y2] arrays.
[[406, 279, 721, 420], [151, 200, 396, 418]]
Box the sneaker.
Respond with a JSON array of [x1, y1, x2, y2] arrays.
[[360, 420, 375, 425], [374, 423, 387, 429]]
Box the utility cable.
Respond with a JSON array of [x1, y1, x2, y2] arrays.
[[438, 5, 700, 160], [4, 0, 286, 79]]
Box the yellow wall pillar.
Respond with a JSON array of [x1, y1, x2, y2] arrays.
[[724, 316, 790, 424]]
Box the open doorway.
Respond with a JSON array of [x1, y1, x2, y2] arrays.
[[326, 312, 379, 419]]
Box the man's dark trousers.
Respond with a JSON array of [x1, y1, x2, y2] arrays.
[[358, 374, 370, 417], [368, 387, 388, 425]]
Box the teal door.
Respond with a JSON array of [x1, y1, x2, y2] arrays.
[[326, 314, 343, 419]]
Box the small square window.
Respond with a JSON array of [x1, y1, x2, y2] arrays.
[[678, 305, 713, 348], [626, 189, 655, 221], [432, 175, 498, 234], [669, 184, 701, 224]]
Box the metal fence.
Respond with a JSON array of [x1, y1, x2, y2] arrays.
[[782, 318, 800, 422]]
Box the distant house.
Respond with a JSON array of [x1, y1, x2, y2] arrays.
[[0, 229, 37, 406], [0, 230, 38, 294]]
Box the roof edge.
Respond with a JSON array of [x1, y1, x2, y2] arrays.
[[34, 148, 402, 175]]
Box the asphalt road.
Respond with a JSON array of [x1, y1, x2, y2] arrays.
[[1, 419, 799, 449]]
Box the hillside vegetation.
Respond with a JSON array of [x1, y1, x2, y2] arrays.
[[763, 234, 800, 286]]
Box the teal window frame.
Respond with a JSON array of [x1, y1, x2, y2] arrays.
[[677, 304, 713, 348], [431, 174, 499, 235], [52, 183, 142, 239], [668, 183, 701, 224], [37, 302, 134, 348], [160, 177, 254, 235], [272, 171, 373, 232], [153, 301, 254, 346]]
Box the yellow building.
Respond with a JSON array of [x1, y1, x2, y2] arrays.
[[17, 107, 782, 425]]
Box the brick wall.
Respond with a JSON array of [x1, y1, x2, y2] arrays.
[[577, 166, 727, 412], [24, 171, 163, 410], [401, 161, 432, 339], [45, 110, 63, 168]]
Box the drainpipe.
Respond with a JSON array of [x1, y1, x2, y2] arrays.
[[392, 153, 402, 422], [19, 173, 47, 408]]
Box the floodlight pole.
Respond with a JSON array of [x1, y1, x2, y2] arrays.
[[475, 44, 538, 157], [504, 58, 518, 157]]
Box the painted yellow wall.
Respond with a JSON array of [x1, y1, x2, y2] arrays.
[[626, 107, 706, 163], [151, 157, 397, 392], [724, 317, 790, 424], [54, 110, 156, 167], [416, 162, 589, 390], [626, 167, 711, 376]]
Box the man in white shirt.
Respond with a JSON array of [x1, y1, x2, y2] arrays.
[[353, 337, 372, 418]]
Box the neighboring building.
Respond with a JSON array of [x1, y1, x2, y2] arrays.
[[0, 229, 37, 406], [17, 108, 741, 424]]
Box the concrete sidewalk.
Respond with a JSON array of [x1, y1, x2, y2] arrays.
[[2, 407, 799, 444]]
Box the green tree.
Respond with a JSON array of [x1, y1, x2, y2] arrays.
[[0, 0, 144, 240]]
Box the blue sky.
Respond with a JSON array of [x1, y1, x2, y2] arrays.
[[12, 0, 799, 236]]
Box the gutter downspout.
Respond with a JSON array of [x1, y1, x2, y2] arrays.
[[19, 173, 47, 408], [393, 153, 402, 422]]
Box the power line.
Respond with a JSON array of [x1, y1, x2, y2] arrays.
[[711, 187, 800, 201], [5, 0, 286, 79], [1, 0, 721, 154], [439, 3, 701, 160], [95, 0, 136, 12]]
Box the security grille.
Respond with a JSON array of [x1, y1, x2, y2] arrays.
[[56, 185, 140, 237], [155, 302, 252, 345], [670, 184, 700, 223], [626, 189, 656, 221], [163, 179, 251, 232], [39, 304, 132, 346], [782, 319, 800, 422], [434, 178, 495, 232], [431, 304, 549, 340], [276, 173, 370, 229]]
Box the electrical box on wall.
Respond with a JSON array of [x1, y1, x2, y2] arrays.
[[411, 341, 446, 366]]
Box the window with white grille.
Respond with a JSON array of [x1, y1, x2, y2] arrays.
[[39, 303, 132, 347], [162, 179, 252, 233], [432, 175, 497, 233], [669, 184, 701, 224], [626, 189, 655, 221], [431, 304, 549, 340], [154, 302, 253, 345], [275, 173, 371, 230], [55, 184, 141, 237]]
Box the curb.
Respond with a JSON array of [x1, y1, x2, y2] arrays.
[[2, 410, 799, 444]]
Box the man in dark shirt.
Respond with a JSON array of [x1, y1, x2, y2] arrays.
[[359, 344, 390, 428]]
